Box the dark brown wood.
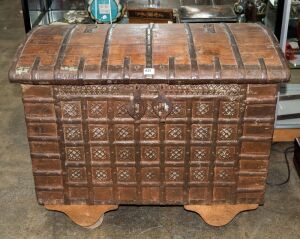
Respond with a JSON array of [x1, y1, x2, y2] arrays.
[[9, 23, 290, 227]]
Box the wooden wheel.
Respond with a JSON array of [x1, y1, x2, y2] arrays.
[[45, 205, 118, 228], [184, 204, 259, 226]]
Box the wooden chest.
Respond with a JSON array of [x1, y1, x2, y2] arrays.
[[9, 23, 290, 227]]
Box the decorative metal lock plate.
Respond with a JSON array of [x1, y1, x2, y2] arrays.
[[126, 89, 147, 120], [152, 91, 173, 118]]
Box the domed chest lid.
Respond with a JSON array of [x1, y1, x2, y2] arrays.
[[9, 23, 290, 85]]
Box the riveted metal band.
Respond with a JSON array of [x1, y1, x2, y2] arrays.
[[100, 24, 116, 79], [223, 24, 245, 78], [184, 23, 199, 79], [54, 25, 77, 80]]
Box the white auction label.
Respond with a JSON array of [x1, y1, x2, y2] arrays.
[[144, 68, 155, 75]]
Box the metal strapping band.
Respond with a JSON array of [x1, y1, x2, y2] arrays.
[[223, 23, 245, 78], [100, 24, 116, 79], [54, 25, 77, 80], [184, 23, 198, 79]]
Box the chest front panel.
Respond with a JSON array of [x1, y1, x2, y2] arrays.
[[23, 83, 277, 205]]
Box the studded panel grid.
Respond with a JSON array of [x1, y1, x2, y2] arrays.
[[115, 125, 134, 141], [146, 172, 155, 180], [216, 147, 235, 162], [141, 168, 160, 182], [141, 126, 159, 140], [192, 125, 212, 141], [220, 128, 233, 140], [169, 171, 180, 181], [116, 147, 135, 162], [117, 168, 136, 182], [87, 101, 107, 118], [165, 168, 184, 182], [191, 147, 210, 161], [89, 125, 108, 141], [219, 170, 229, 180], [64, 125, 82, 141], [91, 147, 110, 161], [114, 101, 130, 118], [65, 147, 84, 161], [144, 103, 158, 118], [197, 103, 209, 115], [166, 125, 185, 140], [193, 101, 213, 118], [166, 147, 185, 161], [214, 168, 235, 182], [61, 102, 81, 119], [92, 168, 111, 183], [141, 147, 159, 162], [68, 168, 86, 182], [220, 101, 238, 118], [169, 102, 186, 118], [218, 125, 237, 141], [118, 169, 130, 181], [95, 170, 108, 181], [190, 168, 209, 182]]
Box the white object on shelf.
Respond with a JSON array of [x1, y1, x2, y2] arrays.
[[276, 84, 300, 128], [280, 0, 292, 53]]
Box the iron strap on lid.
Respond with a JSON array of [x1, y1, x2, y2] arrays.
[[184, 23, 199, 80], [54, 25, 77, 81], [100, 24, 116, 80], [223, 23, 245, 79]]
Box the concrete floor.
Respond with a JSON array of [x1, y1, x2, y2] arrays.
[[0, 1, 300, 238]]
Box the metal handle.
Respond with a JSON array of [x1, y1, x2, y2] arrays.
[[152, 92, 172, 118], [126, 90, 147, 120]]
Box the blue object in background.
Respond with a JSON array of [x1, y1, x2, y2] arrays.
[[89, 0, 122, 23]]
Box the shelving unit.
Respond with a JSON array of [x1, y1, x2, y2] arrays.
[[21, 0, 238, 31], [21, 0, 90, 32]]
